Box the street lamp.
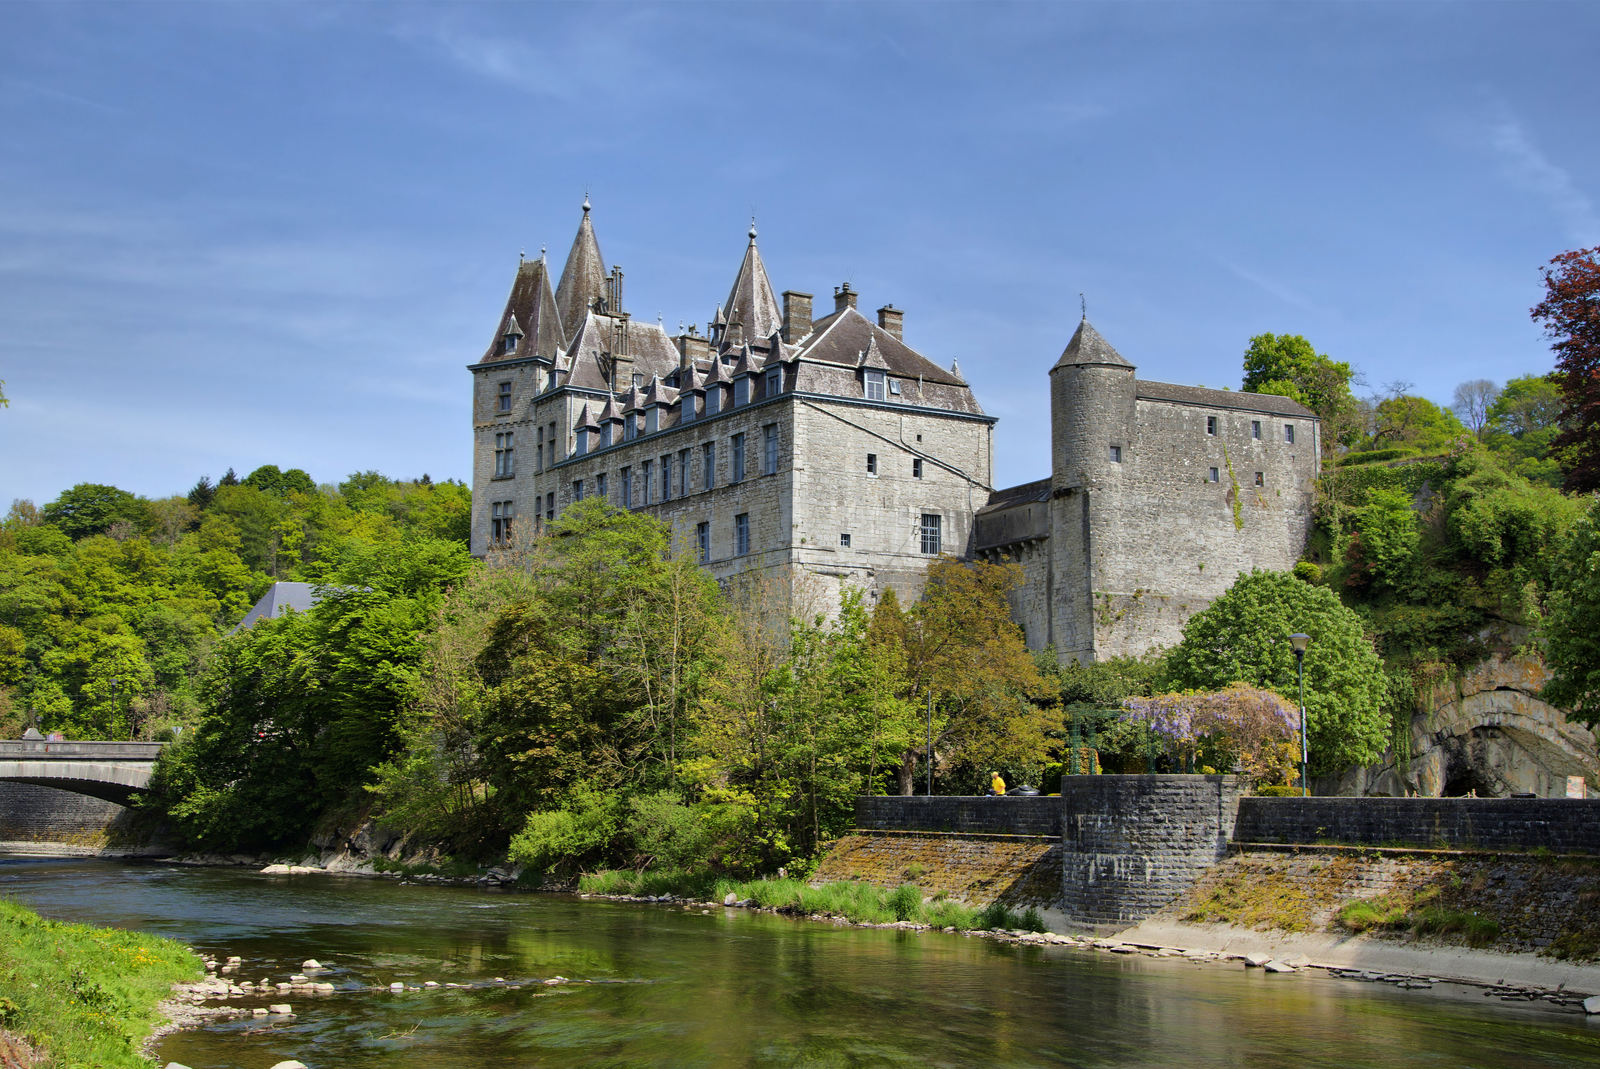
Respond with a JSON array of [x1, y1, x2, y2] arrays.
[[1289, 633, 1311, 797]]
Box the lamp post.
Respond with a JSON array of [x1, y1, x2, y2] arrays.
[[1289, 633, 1311, 797]]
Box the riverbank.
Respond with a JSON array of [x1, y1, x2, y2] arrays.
[[0, 898, 200, 1068]]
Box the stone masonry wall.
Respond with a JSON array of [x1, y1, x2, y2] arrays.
[[0, 782, 125, 846], [854, 795, 1062, 837], [1059, 775, 1244, 930], [1234, 796, 1600, 853]]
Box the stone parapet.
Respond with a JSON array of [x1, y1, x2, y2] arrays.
[[853, 795, 1062, 837], [1234, 796, 1600, 853]]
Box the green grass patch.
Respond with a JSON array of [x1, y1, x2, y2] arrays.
[[580, 870, 1014, 930], [0, 897, 201, 1069], [1336, 885, 1498, 946]]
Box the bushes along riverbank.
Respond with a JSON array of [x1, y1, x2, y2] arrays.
[[0, 898, 200, 1068]]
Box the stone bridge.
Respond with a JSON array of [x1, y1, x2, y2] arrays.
[[0, 739, 165, 806]]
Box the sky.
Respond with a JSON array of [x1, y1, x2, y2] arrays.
[[2, 1, 1597, 507]]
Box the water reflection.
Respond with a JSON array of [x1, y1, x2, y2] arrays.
[[3, 856, 1598, 1068]]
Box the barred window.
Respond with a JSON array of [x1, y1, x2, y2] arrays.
[[764, 424, 778, 475], [735, 513, 750, 556], [919, 513, 941, 555], [696, 521, 709, 563]]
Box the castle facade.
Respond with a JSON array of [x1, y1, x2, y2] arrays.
[[470, 203, 1319, 660]]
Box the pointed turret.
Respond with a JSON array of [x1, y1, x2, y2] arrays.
[[479, 255, 565, 364], [1053, 317, 1132, 370], [719, 223, 782, 349], [555, 197, 608, 343]]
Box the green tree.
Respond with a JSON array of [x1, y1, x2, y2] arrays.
[[1484, 373, 1564, 487], [1367, 395, 1468, 454], [42, 484, 140, 540], [1165, 569, 1388, 774], [1540, 496, 1600, 728], [241, 465, 316, 497], [1241, 333, 1360, 450]]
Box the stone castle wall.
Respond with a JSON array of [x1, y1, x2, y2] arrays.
[[0, 782, 125, 847], [1234, 796, 1600, 853], [854, 795, 1062, 838]]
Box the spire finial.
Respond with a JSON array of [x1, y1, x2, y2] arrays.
[[582, 189, 591, 213], [748, 215, 757, 244], [1080, 293, 1086, 320]]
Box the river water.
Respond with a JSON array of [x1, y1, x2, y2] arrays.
[[5, 854, 1599, 1068]]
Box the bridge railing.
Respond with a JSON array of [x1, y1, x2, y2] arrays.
[[0, 741, 166, 760]]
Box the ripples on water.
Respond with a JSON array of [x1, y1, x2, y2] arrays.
[[4, 854, 1599, 1068]]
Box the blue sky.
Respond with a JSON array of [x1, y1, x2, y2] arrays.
[[2, 2, 1596, 506]]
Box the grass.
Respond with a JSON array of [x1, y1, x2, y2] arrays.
[[1335, 886, 1500, 947], [0, 897, 201, 1069], [576, 869, 1049, 931], [1182, 872, 1324, 933]]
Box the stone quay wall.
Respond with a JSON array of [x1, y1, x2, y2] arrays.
[[1234, 796, 1600, 853], [1058, 775, 1244, 931], [853, 795, 1062, 838], [0, 782, 125, 847]]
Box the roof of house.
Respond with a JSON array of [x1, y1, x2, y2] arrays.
[[477, 255, 565, 366], [793, 305, 965, 387], [979, 478, 1051, 514], [1052, 317, 1132, 370], [554, 201, 608, 343], [235, 582, 322, 631], [1136, 381, 1316, 418], [721, 226, 784, 343]]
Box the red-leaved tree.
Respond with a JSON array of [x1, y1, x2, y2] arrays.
[[1533, 247, 1600, 493]]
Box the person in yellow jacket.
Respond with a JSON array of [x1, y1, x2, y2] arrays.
[[990, 771, 1006, 796]]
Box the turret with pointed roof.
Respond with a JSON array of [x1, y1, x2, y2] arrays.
[[479, 254, 564, 365], [718, 223, 782, 352], [1053, 317, 1132, 370], [555, 198, 608, 343]]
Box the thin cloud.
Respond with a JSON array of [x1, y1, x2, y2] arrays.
[[1483, 101, 1600, 246], [1217, 257, 1334, 316], [4, 77, 123, 115]]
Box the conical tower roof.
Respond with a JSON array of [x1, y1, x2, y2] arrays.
[[720, 223, 782, 345], [1052, 317, 1132, 370], [555, 198, 608, 342], [478, 255, 565, 364]]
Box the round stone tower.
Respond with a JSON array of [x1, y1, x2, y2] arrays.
[[1047, 317, 1136, 663]]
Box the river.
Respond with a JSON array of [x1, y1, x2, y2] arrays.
[[4, 854, 1599, 1068]]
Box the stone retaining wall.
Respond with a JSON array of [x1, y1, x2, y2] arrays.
[[1234, 796, 1600, 853], [853, 795, 1061, 837], [0, 782, 125, 846]]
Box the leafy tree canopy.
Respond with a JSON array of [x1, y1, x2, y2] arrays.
[[1541, 496, 1600, 729], [1241, 333, 1360, 449], [1532, 246, 1600, 492], [241, 465, 316, 497], [41, 483, 141, 540]]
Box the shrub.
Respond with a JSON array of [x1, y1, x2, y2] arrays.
[[888, 883, 924, 921]]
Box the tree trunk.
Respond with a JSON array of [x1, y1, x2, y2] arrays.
[[897, 749, 918, 796]]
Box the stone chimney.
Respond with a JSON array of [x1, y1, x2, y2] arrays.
[[675, 330, 711, 366], [876, 304, 903, 342], [834, 283, 858, 313], [782, 291, 813, 343]]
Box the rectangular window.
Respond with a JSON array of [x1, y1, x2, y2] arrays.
[[490, 500, 514, 545], [1109, 445, 1121, 463], [765, 367, 781, 398], [1206, 415, 1217, 435], [866, 453, 878, 476], [865, 369, 886, 401], [913, 457, 924, 478], [572, 479, 584, 502], [646, 406, 658, 434], [734, 377, 749, 407], [703, 441, 716, 490], [920, 513, 942, 555], [1285, 424, 1295, 444], [596, 472, 607, 500], [495, 432, 515, 477], [705, 388, 720, 416], [840, 532, 851, 548], [549, 422, 557, 462], [625, 412, 637, 440], [537, 426, 545, 472], [735, 513, 750, 556], [696, 521, 709, 563], [661, 455, 673, 501], [1207, 467, 1220, 483], [681, 394, 695, 424], [642, 460, 654, 504], [575, 426, 587, 456], [546, 492, 554, 521], [1251, 420, 1261, 440], [621, 466, 632, 507], [678, 449, 690, 498], [763, 424, 778, 475], [889, 379, 902, 395], [732, 433, 746, 482], [1254, 471, 1264, 487], [498, 381, 512, 412]]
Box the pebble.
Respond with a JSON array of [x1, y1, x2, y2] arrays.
[[1244, 952, 1273, 967], [1264, 960, 1297, 973], [253, 1008, 269, 1017], [424, 981, 440, 987], [1585, 995, 1600, 1015], [269, 1062, 310, 1069], [268, 1003, 293, 1014], [302, 959, 324, 969], [389, 982, 405, 991]]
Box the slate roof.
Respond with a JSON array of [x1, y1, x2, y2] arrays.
[[794, 306, 964, 386], [978, 478, 1051, 514], [235, 582, 321, 631], [554, 202, 607, 344], [478, 256, 565, 365], [721, 226, 784, 342], [1136, 381, 1316, 418], [561, 312, 683, 392], [1052, 318, 1131, 370]]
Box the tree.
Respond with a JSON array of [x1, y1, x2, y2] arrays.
[[1540, 496, 1600, 729], [242, 465, 316, 497], [1532, 247, 1600, 492], [1367, 394, 1467, 454], [1451, 379, 1499, 439], [1241, 333, 1360, 451], [41, 484, 140, 540], [1488, 374, 1563, 438], [1165, 569, 1388, 775]]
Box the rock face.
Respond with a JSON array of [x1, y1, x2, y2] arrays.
[[1324, 650, 1598, 798]]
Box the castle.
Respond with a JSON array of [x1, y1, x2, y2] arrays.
[[470, 203, 1319, 661]]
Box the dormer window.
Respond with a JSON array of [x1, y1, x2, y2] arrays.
[[765, 367, 781, 398], [503, 334, 519, 354], [735, 377, 749, 406], [865, 370, 886, 401]]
